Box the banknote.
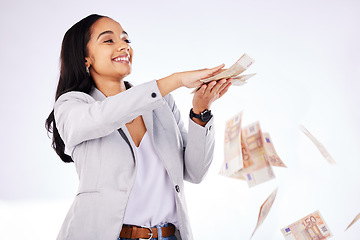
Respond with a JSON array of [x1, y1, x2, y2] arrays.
[[219, 112, 245, 179], [281, 210, 333, 240], [299, 125, 336, 164], [191, 54, 255, 93], [263, 132, 287, 168], [250, 188, 278, 239], [345, 212, 360, 231], [218, 162, 246, 180], [201, 53, 255, 83], [231, 73, 256, 81], [241, 122, 275, 187], [231, 73, 256, 86]]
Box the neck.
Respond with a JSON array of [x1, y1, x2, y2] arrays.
[[94, 78, 127, 97]]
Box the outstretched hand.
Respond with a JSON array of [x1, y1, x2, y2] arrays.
[[176, 64, 225, 88], [156, 63, 227, 97]]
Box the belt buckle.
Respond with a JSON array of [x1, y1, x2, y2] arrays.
[[139, 226, 153, 240]]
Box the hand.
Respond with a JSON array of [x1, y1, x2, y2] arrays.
[[192, 78, 232, 114], [156, 64, 225, 97], [175, 64, 225, 88]]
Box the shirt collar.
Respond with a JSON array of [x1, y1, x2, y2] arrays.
[[90, 87, 107, 101], [89, 81, 132, 101]]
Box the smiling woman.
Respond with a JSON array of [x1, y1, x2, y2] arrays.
[[45, 14, 233, 240], [85, 17, 134, 96]]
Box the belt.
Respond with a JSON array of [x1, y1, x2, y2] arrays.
[[119, 224, 175, 239]]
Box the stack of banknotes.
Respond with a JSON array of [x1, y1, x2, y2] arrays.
[[191, 53, 256, 93]]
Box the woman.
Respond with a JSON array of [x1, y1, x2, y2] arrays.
[[46, 14, 232, 240]]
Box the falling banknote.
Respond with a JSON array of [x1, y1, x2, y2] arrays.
[[263, 132, 286, 168], [191, 54, 255, 93], [345, 212, 360, 231], [220, 112, 245, 180], [299, 125, 336, 164], [250, 188, 278, 239], [241, 121, 275, 187], [281, 210, 333, 240]]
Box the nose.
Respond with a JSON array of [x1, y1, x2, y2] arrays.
[[117, 42, 131, 53]]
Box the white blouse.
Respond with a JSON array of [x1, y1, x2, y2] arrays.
[[123, 130, 178, 228]]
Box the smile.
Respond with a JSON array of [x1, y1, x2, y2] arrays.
[[113, 54, 130, 63]]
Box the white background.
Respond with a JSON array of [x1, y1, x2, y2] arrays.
[[1, 0, 360, 239]]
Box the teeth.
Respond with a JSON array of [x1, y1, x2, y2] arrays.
[[114, 56, 130, 62]]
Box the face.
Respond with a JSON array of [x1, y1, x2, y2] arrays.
[[85, 17, 133, 81]]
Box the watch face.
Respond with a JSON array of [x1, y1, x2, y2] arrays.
[[201, 110, 212, 122]]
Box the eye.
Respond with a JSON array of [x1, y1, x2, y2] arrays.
[[103, 39, 114, 43], [121, 33, 131, 44]]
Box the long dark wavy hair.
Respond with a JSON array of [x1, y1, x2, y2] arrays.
[[45, 14, 131, 163]]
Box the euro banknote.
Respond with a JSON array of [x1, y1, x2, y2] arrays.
[[241, 121, 275, 187], [263, 132, 286, 168], [231, 73, 256, 86], [191, 54, 255, 93], [299, 125, 336, 164], [221, 112, 244, 178], [250, 188, 278, 239], [201, 53, 255, 83], [281, 210, 333, 239], [345, 212, 360, 231]]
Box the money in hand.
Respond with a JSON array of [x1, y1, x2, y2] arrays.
[[281, 210, 333, 240], [201, 53, 255, 83], [231, 73, 256, 86], [299, 125, 336, 164], [191, 54, 255, 93], [250, 188, 278, 239]]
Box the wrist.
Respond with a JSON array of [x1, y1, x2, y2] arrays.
[[173, 72, 184, 88], [190, 108, 212, 123], [157, 73, 182, 96], [192, 107, 209, 114], [192, 108, 203, 114]]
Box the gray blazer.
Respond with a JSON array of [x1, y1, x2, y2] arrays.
[[54, 80, 215, 240]]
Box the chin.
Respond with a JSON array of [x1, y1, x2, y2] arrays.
[[117, 69, 132, 79]]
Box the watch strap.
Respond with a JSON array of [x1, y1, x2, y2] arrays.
[[189, 108, 212, 122]]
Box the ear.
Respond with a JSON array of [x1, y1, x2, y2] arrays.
[[85, 57, 91, 68]]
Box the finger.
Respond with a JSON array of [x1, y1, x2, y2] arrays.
[[218, 82, 232, 98], [196, 84, 207, 96], [210, 79, 227, 94], [205, 81, 217, 94], [217, 79, 231, 93]]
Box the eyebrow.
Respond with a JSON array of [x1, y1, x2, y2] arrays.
[[97, 30, 128, 40]]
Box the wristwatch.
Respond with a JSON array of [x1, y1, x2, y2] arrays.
[[189, 108, 213, 122]]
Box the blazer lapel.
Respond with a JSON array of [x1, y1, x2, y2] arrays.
[[142, 110, 154, 141]]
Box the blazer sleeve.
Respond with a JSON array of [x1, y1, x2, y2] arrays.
[[54, 80, 164, 152], [164, 94, 215, 184]]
